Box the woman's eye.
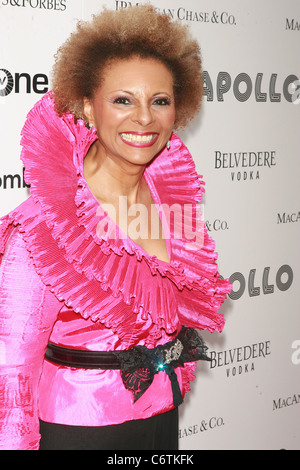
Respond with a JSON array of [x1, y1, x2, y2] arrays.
[[113, 97, 131, 105], [153, 98, 171, 106]]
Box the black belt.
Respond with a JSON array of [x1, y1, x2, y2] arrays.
[[45, 343, 124, 369], [45, 327, 211, 407]]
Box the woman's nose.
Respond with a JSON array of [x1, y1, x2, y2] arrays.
[[132, 104, 154, 126]]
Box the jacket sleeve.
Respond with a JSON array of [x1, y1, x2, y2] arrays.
[[0, 222, 61, 450]]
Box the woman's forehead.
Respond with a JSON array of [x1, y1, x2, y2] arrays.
[[98, 57, 174, 93]]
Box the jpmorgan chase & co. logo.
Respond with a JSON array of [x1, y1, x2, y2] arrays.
[[179, 415, 225, 440], [116, 2, 237, 25], [0, 69, 48, 97]]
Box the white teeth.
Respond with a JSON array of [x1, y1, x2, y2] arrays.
[[121, 133, 156, 143]]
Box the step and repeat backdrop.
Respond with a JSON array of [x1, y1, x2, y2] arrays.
[[1, 0, 299, 450]]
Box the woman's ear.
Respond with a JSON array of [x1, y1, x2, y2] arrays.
[[83, 97, 94, 127]]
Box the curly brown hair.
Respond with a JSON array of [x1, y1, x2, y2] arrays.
[[51, 4, 202, 130]]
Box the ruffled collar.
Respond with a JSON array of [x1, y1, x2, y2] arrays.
[[15, 92, 230, 345]]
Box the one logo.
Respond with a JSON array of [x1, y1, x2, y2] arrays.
[[0, 69, 14, 97], [0, 69, 48, 97]]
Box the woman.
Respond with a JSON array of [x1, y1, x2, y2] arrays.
[[0, 5, 231, 450]]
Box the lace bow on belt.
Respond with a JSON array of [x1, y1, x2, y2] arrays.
[[45, 327, 211, 407], [113, 327, 211, 406]]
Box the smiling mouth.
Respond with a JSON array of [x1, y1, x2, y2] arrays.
[[120, 132, 159, 147]]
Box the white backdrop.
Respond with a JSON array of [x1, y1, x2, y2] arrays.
[[1, 0, 299, 450]]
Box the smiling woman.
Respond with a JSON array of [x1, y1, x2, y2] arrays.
[[51, 5, 203, 130], [83, 57, 175, 168], [81, 57, 176, 262], [0, 4, 231, 451]]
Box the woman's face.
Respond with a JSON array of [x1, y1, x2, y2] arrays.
[[84, 57, 176, 169]]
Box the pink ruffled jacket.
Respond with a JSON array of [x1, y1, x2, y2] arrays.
[[0, 93, 231, 450]]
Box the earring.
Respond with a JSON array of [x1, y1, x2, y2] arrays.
[[166, 140, 171, 150]]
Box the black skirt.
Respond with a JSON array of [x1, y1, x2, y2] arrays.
[[39, 407, 178, 450]]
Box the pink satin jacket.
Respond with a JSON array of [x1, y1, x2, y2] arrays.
[[0, 93, 231, 450]]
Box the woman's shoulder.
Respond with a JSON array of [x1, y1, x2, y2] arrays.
[[0, 196, 38, 225], [0, 197, 39, 256]]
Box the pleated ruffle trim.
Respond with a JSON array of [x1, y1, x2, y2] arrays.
[[0, 92, 231, 345]]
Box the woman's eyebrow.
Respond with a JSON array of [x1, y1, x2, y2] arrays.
[[110, 89, 135, 95], [110, 90, 172, 97]]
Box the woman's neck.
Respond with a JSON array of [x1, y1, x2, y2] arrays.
[[83, 141, 147, 206]]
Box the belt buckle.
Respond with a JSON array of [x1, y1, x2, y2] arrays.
[[156, 339, 183, 371]]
